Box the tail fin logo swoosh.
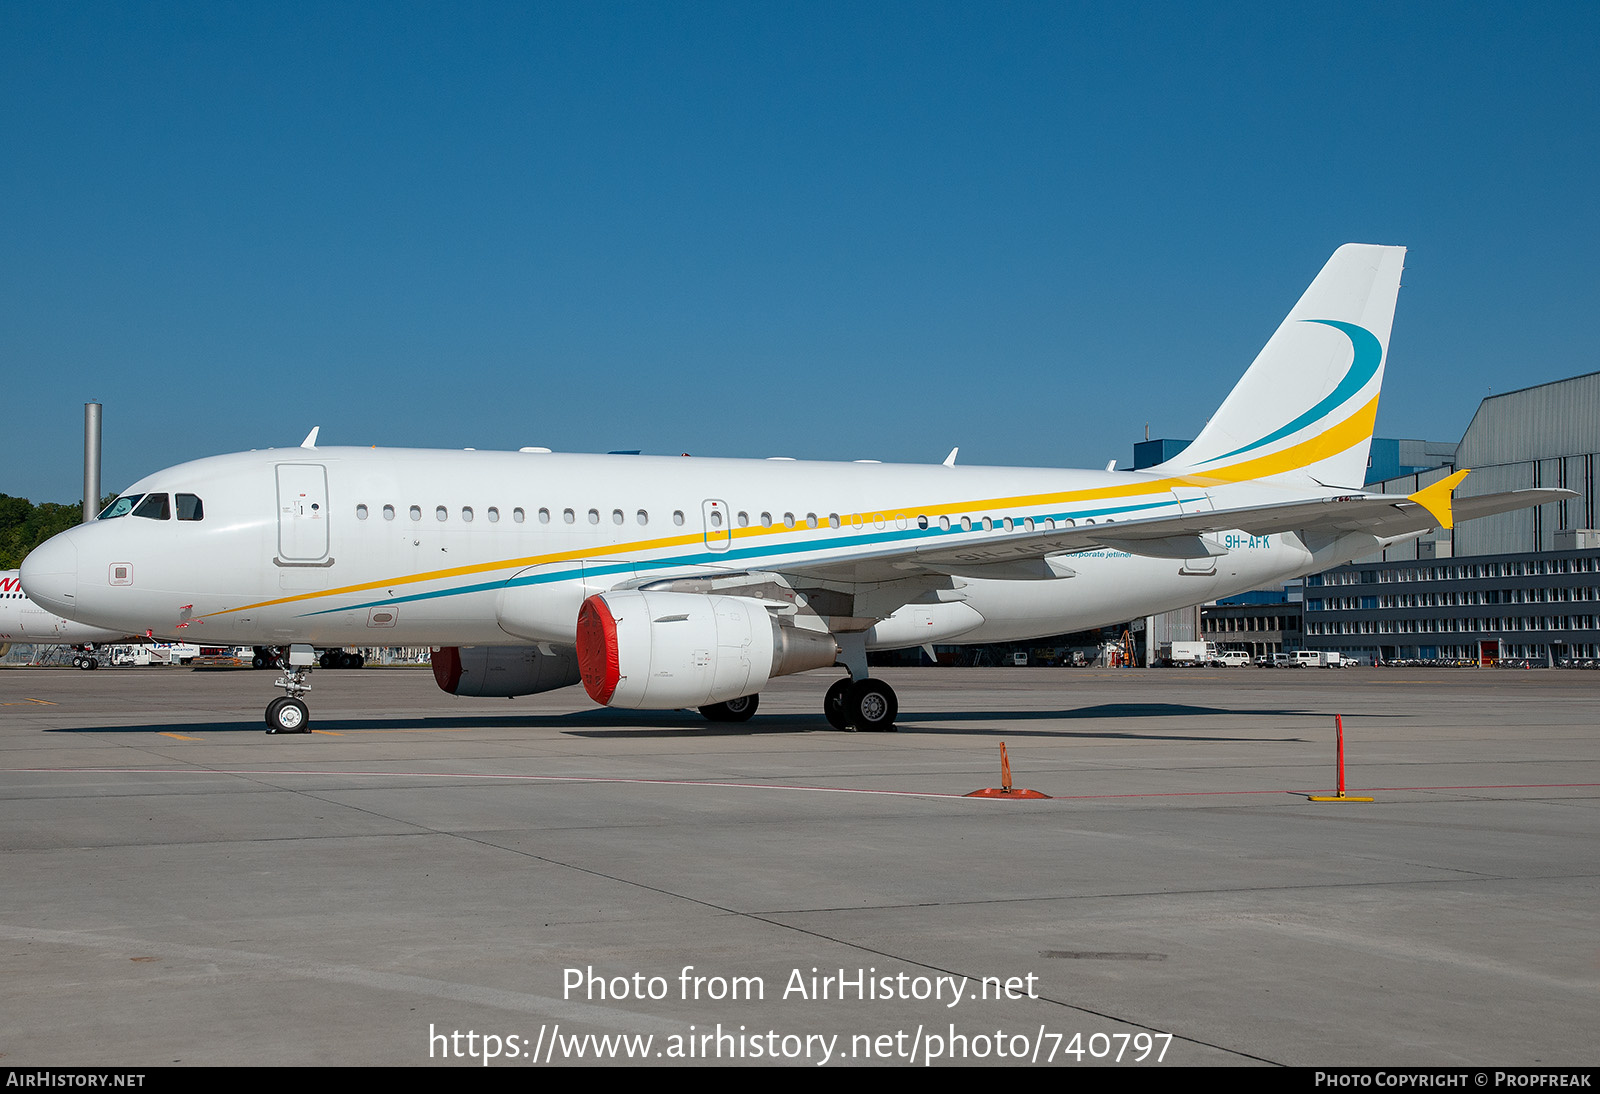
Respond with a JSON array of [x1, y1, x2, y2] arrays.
[[1201, 319, 1383, 465]]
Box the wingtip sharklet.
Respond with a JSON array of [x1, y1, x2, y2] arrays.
[[1408, 469, 1470, 530]]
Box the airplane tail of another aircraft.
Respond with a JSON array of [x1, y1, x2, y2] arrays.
[[1154, 243, 1407, 490]]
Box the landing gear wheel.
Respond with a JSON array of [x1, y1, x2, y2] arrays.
[[700, 694, 759, 722], [252, 653, 268, 669], [847, 678, 898, 732], [823, 678, 852, 730], [267, 697, 310, 734], [72, 655, 83, 669]]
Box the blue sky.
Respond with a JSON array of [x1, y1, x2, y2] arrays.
[[4, 1, 1596, 503]]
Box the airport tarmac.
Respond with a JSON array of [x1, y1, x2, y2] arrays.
[[0, 664, 1595, 1067]]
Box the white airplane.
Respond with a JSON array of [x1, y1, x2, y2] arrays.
[[20, 245, 1569, 733], [0, 570, 133, 666]]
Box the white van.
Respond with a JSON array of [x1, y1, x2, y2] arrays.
[[1216, 651, 1252, 667]]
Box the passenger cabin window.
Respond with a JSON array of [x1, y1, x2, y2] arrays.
[[487, 507, 499, 523], [410, 506, 422, 521], [355, 504, 369, 521], [383, 505, 396, 520], [435, 506, 448, 522], [133, 493, 171, 520], [176, 494, 204, 521]]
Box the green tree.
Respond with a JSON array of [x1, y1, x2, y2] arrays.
[[0, 494, 92, 570]]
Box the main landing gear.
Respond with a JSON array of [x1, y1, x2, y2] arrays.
[[699, 693, 760, 722], [823, 677, 898, 731], [822, 632, 898, 731], [265, 644, 316, 734], [692, 676, 899, 731]]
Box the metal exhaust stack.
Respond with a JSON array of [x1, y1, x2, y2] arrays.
[[83, 401, 101, 524]]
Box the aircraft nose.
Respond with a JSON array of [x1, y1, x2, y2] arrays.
[[21, 532, 79, 616]]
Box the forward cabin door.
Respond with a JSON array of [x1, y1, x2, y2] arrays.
[[276, 463, 330, 563]]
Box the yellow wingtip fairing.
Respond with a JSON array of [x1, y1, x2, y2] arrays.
[[1407, 469, 1471, 530]]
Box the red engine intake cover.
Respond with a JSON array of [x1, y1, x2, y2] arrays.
[[575, 595, 621, 705], [430, 646, 463, 693]]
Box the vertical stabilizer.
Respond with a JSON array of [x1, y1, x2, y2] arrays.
[[1155, 244, 1406, 489]]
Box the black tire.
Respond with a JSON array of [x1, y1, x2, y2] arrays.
[[846, 678, 898, 732], [265, 696, 288, 729], [252, 653, 267, 669], [267, 697, 310, 734], [823, 678, 852, 730], [700, 694, 760, 722]]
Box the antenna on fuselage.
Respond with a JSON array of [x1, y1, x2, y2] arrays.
[[943, 447, 959, 467], [300, 427, 319, 450]]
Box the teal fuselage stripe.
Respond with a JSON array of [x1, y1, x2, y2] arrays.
[[299, 496, 1174, 619]]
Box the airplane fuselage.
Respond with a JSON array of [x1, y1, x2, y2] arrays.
[[21, 446, 1343, 650]]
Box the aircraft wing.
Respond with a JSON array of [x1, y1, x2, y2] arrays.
[[779, 485, 1576, 585]]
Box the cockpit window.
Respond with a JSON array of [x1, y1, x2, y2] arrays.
[[98, 494, 143, 520], [176, 494, 204, 521], [133, 493, 171, 520]]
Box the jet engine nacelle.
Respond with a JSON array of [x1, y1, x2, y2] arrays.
[[575, 590, 837, 709], [431, 644, 581, 698]]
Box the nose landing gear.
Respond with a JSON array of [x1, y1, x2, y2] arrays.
[[265, 645, 316, 734]]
